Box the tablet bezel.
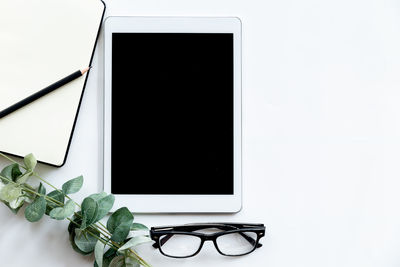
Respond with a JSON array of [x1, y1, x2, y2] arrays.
[[104, 16, 242, 213]]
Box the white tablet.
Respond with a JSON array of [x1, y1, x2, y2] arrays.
[[104, 17, 242, 213]]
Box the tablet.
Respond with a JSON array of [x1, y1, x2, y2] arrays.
[[104, 17, 242, 213]]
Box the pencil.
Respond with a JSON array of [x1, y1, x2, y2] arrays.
[[0, 67, 90, 119]]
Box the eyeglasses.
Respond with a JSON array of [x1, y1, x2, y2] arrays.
[[150, 223, 265, 258]]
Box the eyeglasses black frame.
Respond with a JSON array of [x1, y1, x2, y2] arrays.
[[150, 222, 266, 258]]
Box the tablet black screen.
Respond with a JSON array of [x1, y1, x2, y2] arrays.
[[111, 33, 234, 194]]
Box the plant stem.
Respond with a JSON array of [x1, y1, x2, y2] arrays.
[[89, 219, 112, 241], [0, 153, 22, 167], [0, 154, 112, 237], [0, 153, 152, 267], [33, 172, 81, 208], [0, 175, 114, 248], [67, 218, 148, 266], [0, 179, 118, 253], [67, 217, 120, 251], [0, 175, 64, 206], [0, 178, 133, 263], [98, 221, 112, 235], [0, 153, 81, 208], [128, 248, 151, 267]]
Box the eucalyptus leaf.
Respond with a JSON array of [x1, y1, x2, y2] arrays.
[[0, 163, 22, 182], [62, 175, 83, 194], [68, 214, 91, 255], [95, 240, 106, 267], [104, 248, 118, 267], [16, 171, 32, 184], [107, 207, 133, 242], [22, 184, 36, 202], [24, 196, 46, 222], [4, 201, 22, 214], [24, 153, 37, 171], [74, 229, 99, 253], [89, 192, 107, 202], [118, 236, 152, 252], [49, 199, 75, 220], [81, 197, 99, 229], [109, 255, 125, 267], [6, 194, 29, 214], [95, 248, 118, 267], [87, 193, 114, 223], [45, 190, 65, 215], [95, 194, 115, 222], [0, 183, 21, 202], [9, 195, 28, 210], [130, 223, 149, 232], [38, 182, 46, 196], [124, 256, 140, 267]]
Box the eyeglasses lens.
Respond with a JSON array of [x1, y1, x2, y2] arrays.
[[159, 234, 202, 257], [216, 231, 258, 256]]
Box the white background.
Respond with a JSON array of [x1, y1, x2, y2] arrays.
[[1, 0, 400, 266]]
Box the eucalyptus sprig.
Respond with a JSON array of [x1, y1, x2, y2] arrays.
[[0, 153, 152, 267]]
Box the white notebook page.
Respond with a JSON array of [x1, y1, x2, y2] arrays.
[[0, 0, 105, 166]]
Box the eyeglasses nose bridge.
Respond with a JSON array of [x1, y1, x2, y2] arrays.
[[203, 235, 214, 241]]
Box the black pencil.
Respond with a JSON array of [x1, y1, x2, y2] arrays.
[[0, 67, 91, 119]]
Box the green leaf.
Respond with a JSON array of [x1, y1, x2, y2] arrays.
[[62, 175, 83, 194], [74, 229, 99, 253], [95, 248, 118, 267], [104, 248, 118, 267], [22, 183, 36, 202], [118, 236, 152, 251], [4, 201, 23, 214], [49, 199, 75, 220], [109, 255, 125, 267], [68, 214, 91, 255], [124, 255, 140, 267], [89, 192, 108, 202], [130, 223, 149, 232], [16, 171, 32, 184], [87, 193, 114, 223], [81, 197, 99, 229], [107, 207, 134, 242], [5, 194, 30, 214], [47, 190, 65, 202], [24, 153, 37, 170], [45, 190, 65, 215], [0, 183, 21, 202], [95, 194, 115, 222], [95, 240, 106, 267], [38, 183, 46, 196], [0, 163, 22, 182], [9, 195, 28, 210], [24, 196, 46, 222]]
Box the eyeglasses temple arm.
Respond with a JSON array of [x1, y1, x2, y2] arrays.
[[152, 234, 174, 248], [214, 225, 261, 248], [237, 231, 263, 248]]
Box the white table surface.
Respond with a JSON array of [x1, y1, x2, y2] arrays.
[[2, 0, 400, 266]]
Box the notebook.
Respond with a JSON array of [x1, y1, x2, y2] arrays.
[[0, 0, 105, 166]]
